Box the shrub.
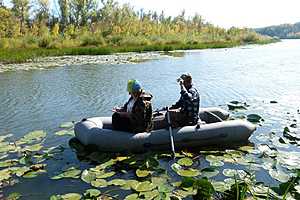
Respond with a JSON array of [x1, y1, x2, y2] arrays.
[[80, 34, 106, 47], [0, 38, 9, 49], [38, 36, 52, 48]]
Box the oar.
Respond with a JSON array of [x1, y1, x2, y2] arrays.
[[166, 107, 176, 158]]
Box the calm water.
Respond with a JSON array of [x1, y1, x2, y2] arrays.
[[1, 40, 300, 198]]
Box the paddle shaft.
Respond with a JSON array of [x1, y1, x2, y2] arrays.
[[166, 107, 176, 157]]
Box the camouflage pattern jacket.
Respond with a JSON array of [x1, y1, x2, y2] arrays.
[[123, 91, 153, 133]]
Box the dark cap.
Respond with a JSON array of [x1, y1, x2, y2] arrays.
[[180, 73, 192, 81]]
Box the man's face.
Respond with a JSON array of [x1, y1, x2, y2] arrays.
[[183, 79, 192, 88]]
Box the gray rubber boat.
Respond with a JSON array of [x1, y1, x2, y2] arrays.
[[74, 107, 256, 152]]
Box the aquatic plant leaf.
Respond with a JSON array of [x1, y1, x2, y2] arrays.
[[0, 168, 11, 181], [51, 167, 81, 180], [0, 142, 15, 153], [177, 158, 193, 167], [84, 189, 101, 198], [81, 169, 96, 184], [0, 134, 13, 142], [0, 159, 18, 167], [269, 167, 290, 183], [201, 167, 219, 178], [121, 180, 139, 190], [211, 181, 231, 192], [247, 114, 263, 123], [227, 101, 248, 110], [60, 193, 82, 200], [171, 163, 182, 172], [59, 122, 74, 129], [173, 189, 195, 198], [136, 169, 151, 177], [133, 181, 156, 192], [151, 176, 168, 186], [139, 190, 159, 200], [0, 153, 8, 160], [108, 179, 126, 186], [23, 170, 46, 178], [24, 143, 43, 152], [238, 145, 255, 153], [55, 130, 74, 136], [96, 171, 115, 179], [295, 185, 300, 194], [176, 168, 200, 177], [13, 166, 31, 177], [209, 161, 224, 167], [91, 179, 108, 188], [7, 192, 21, 200], [124, 193, 139, 200], [17, 130, 46, 145], [223, 169, 247, 179]]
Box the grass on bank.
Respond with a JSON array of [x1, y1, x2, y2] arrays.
[[0, 39, 276, 64]]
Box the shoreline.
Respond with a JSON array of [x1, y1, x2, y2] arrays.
[[0, 40, 277, 73]]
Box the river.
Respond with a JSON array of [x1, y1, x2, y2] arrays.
[[0, 40, 300, 199]]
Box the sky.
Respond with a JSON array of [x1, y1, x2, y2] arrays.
[[2, 0, 300, 28], [117, 0, 300, 28]]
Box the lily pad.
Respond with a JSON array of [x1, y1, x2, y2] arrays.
[[177, 158, 193, 167], [91, 179, 108, 188], [108, 179, 126, 186], [55, 130, 74, 136], [17, 130, 46, 145], [133, 181, 156, 192], [96, 171, 115, 179], [227, 101, 248, 110], [268, 164, 291, 183], [24, 143, 43, 152], [60, 193, 82, 200], [223, 169, 247, 179], [247, 114, 263, 123], [211, 181, 231, 192], [201, 167, 219, 178], [84, 189, 101, 198], [136, 169, 151, 177], [7, 192, 21, 200], [81, 169, 96, 184], [52, 167, 81, 180], [0, 142, 15, 153], [0, 134, 13, 142], [59, 122, 74, 129], [23, 170, 46, 178], [124, 193, 139, 200], [0, 159, 18, 168], [176, 168, 201, 177], [0, 168, 11, 181], [139, 190, 160, 199]]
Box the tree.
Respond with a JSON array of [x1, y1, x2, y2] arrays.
[[35, 0, 50, 24], [58, 0, 69, 31], [11, 0, 30, 34], [69, 0, 97, 27], [0, 7, 20, 37]]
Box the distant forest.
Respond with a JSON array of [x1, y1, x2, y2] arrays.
[[255, 22, 300, 39]]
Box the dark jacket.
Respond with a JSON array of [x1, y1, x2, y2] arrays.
[[171, 85, 200, 124], [122, 91, 153, 133]]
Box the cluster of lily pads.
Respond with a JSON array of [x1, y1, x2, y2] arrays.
[[1, 101, 300, 200]]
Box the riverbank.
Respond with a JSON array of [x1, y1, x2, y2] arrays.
[[0, 40, 277, 73]]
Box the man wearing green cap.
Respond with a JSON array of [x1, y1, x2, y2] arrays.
[[112, 79, 153, 133], [169, 73, 200, 127]]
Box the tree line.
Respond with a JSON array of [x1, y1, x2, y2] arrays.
[[0, 0, 271, 49]]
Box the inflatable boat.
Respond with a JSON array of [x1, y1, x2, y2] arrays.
[[74, 107, 256, 152]]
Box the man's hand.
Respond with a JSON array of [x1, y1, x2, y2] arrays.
[[112, 106, 122, 112]]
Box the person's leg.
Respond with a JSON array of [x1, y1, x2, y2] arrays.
[[112, 112, 133, 132]]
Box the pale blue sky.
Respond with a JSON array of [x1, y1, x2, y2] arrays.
[[3, 0, 300, 28], [117, 0, 300, 28]]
